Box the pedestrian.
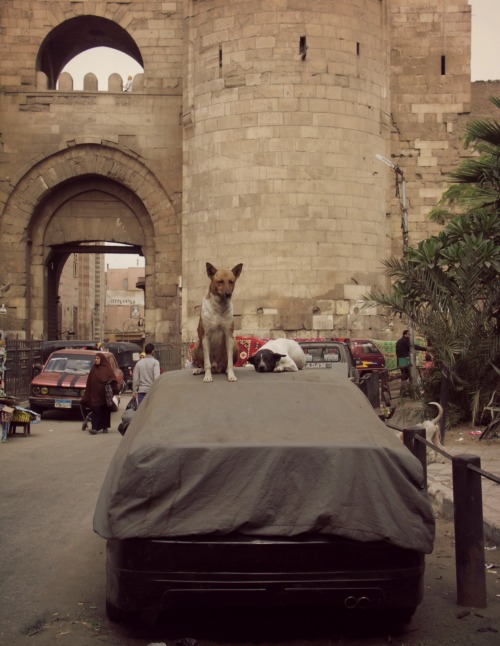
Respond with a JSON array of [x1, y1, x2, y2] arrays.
[[81, 353, 119, 435], [133, 343, 160, 405], [122, 75, 133, 92], [395, 330, 427, 382]]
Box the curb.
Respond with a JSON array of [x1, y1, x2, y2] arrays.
[[428, 480, 500, 546]]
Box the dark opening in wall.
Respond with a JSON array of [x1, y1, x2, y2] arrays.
[[300, 36, 307, 60], [356, 42, 360, 56], [441, 55, 446, 75], [219, 44, 222, 68]]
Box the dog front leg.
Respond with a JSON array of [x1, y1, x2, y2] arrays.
[[226, 335, 237, 382], [202, 336, 213, 383]]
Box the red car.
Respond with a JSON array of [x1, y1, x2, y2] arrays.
[[29, 349, 123, 416], [334, 338, 386, 374]]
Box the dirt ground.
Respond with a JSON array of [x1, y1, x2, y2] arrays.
[[7, 402, 500, 646], [14, 525, 500, 646]]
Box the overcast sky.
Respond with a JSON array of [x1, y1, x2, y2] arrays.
[[64, 0, 495, 268], [470, 0, 499, 81]]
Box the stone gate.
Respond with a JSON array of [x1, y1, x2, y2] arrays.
[[0, 1, 474, 342]]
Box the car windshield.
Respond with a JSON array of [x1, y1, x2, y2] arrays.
[[44, 354, 94, 374], [352, 342, 380, 355]]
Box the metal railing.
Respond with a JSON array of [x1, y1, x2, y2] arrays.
[[154, 342, 192, 373], [388, 421, 500, 609], [4, 339, 43, 402]]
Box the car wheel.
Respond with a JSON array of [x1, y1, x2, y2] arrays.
[[391, 605, 418, 623]]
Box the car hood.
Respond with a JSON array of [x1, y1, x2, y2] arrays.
[[31, 372, 88, 388], [94, 369, 435, 553]]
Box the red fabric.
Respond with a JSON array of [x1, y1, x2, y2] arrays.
[[188, 337, 266, 367], [235, 337, 266, 366]]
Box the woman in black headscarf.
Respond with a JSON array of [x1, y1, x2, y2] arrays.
[[81, 353, 119, 435]]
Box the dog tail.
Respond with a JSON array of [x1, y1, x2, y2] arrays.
[[428, 401, 443, 424]]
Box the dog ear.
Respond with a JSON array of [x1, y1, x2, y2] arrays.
[[247, 355, 257, 365], [206, 262, 217, 278], [231, 263, 243, 279], [273, 353, 287, 360]]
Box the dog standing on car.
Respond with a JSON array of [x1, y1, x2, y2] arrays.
[[192, 262, 243, 383], [397, 401, 446, 464], [248, 338, 306, 373]]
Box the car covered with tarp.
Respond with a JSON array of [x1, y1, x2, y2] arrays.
[[94, 368, 435, 624]]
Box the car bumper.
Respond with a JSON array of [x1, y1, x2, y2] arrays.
[[106, 534, 425, 621], [29, 396, 82, 411]]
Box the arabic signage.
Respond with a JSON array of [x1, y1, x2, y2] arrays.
[[106, 290, 144, 307]]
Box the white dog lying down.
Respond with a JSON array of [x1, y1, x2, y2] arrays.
[[248, 339, 306, 373], [397, 402, 446, 464]]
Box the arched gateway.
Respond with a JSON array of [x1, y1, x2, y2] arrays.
[[0, 143, 181, 341]]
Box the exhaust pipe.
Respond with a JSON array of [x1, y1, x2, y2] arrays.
[[344, 596, 358, 609], [343, 595, 372, 610]]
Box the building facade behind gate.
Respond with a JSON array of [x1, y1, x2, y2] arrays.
[[0, 1, 492, 344]]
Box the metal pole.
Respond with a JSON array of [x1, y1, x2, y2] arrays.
[[452, 454, 487, 607], [399, 174, 418, 385]]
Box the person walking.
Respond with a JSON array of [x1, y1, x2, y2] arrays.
[[81, 353, 119, 435], [133, 343, 160, 405], [395, 330, 427, 382]]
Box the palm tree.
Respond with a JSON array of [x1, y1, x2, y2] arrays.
[[364, 98, 500, 422]]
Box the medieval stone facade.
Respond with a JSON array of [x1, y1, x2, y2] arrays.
[[0, 1, 487, 343]]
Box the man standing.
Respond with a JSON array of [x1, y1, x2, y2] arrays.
[[133, 343, 160, 405], [395, 330, 427, 382]]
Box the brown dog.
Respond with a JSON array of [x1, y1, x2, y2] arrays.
[[192, 262, 243, 383]]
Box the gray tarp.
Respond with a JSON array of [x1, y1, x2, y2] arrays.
[[94, 369, 435, 553]]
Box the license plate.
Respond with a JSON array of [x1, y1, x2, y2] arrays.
[[305, 362, 333, 369], [55, 399, 72, 408]]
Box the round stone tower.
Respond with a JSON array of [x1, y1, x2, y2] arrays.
[[182, 0, 392, 341]]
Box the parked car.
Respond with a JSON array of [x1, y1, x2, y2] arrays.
[[94, 369, 434, 625], [29, 349, 123, 416], [333, 338, 386, 374], [105, 342, 142, 393], [297, 339, 360, 381]]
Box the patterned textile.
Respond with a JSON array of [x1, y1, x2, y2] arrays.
[[235, 336, 265, 366], [371, 338, 426, 373], [187, 337, 266, 368]]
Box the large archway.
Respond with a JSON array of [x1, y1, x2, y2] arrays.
[[0, 142, 181, 341]]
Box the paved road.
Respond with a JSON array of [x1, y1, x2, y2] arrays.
[[1, 399, 500, 646], [0, 403, 126, 644]]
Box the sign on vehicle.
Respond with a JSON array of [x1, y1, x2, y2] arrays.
[[55, 399, 72, 408]]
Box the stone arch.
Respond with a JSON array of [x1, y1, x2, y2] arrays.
[[36, 15, 144, 89], [0, 143, 180, 341]]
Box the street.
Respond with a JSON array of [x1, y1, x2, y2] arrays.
[[1, 398, 500, 646]]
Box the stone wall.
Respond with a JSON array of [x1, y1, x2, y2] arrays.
[[0, 0, 485, 343]]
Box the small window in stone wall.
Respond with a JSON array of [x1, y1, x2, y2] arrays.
[[357, 42, 360, 56], [300, 36, 307, 61], [441, 55, 446, 75]]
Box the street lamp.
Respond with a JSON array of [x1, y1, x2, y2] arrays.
[[376, 153, 418, 385]]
